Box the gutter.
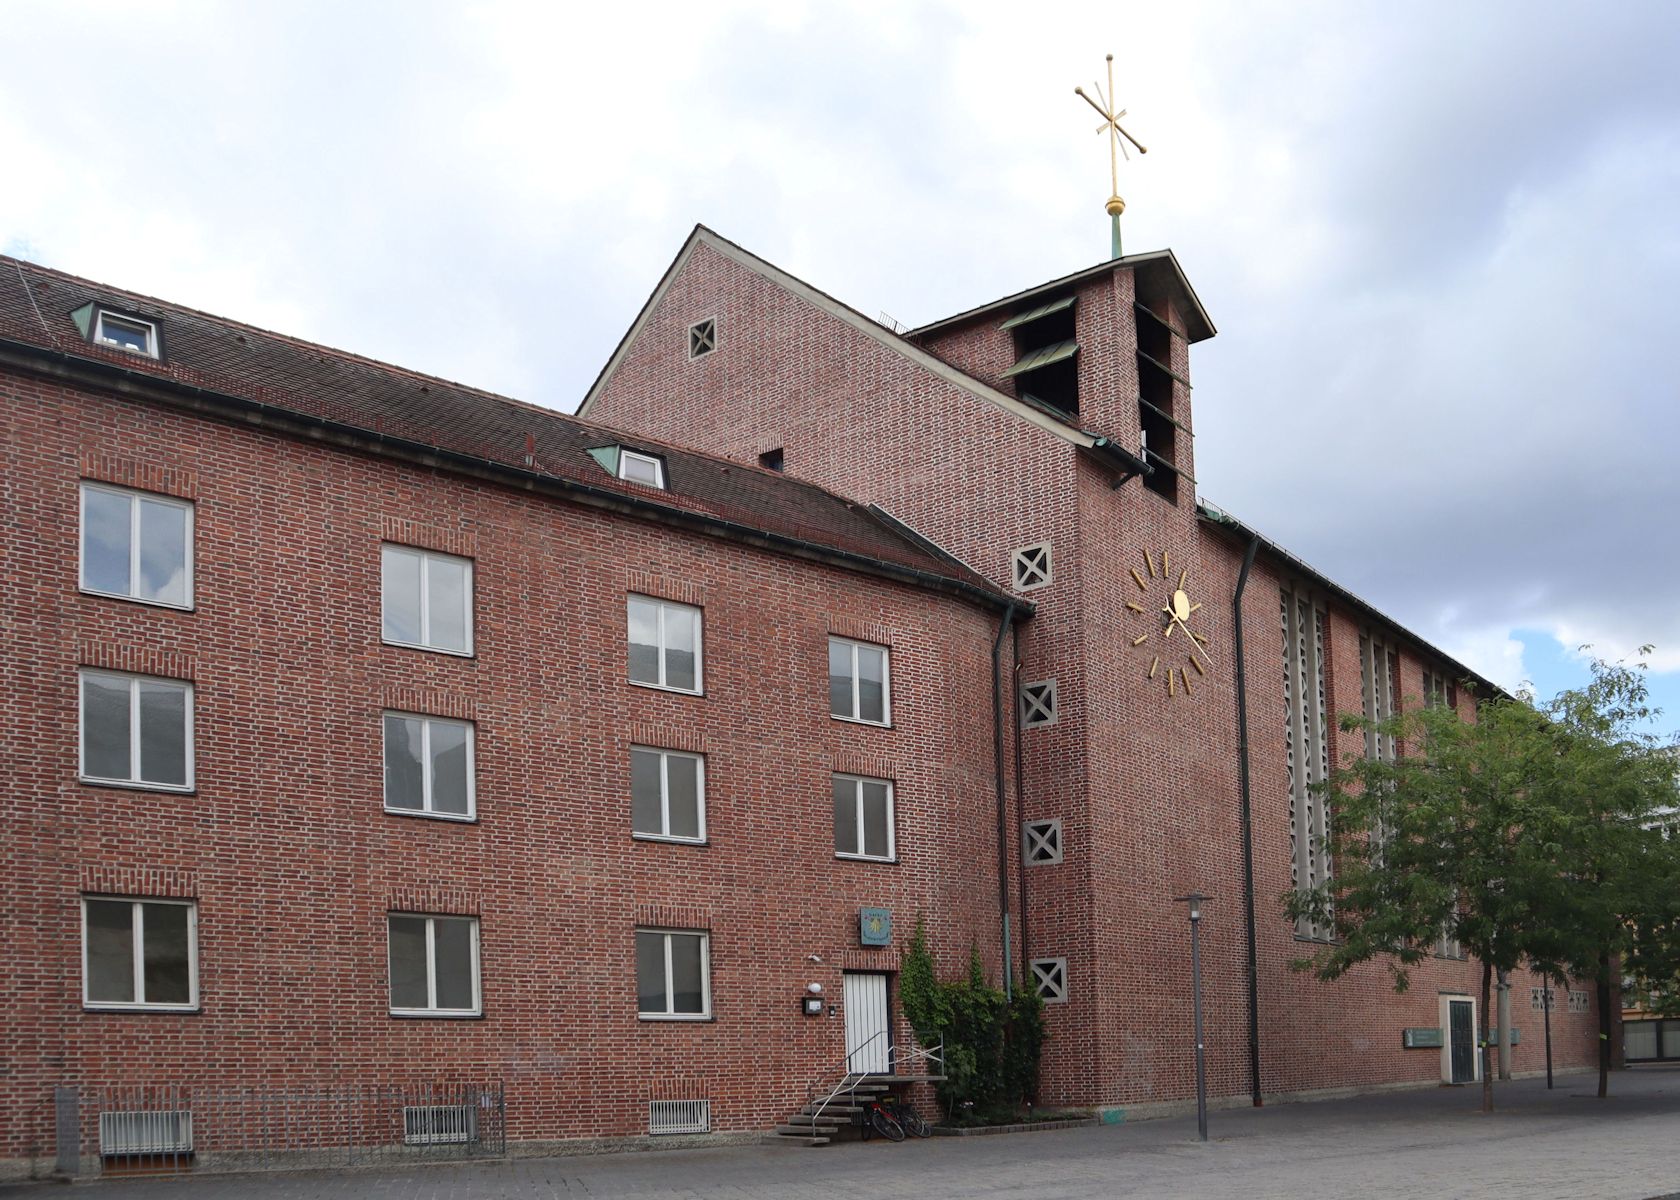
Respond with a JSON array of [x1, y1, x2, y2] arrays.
[[0, 337, 1024, 616]]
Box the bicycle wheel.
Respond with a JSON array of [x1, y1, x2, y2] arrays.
[[870, 1107, 906, 1142], [899, 1106, 931, 1138]]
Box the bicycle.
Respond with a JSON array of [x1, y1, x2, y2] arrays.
[[858, 1095, 906, 1142], [881, 1094, 932, 1138]]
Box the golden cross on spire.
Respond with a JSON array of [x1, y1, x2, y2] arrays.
[[1074, 54, 1148, 257]]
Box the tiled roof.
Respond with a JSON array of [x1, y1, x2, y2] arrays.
[[0, 255, 1008, 605]]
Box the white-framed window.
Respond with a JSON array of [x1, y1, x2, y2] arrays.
[[79, 483, 193, 608], [1030, 957, 1068, 1003], [383, 713, 475, 820], [93, 311, 160, 358], [388, 914, 481, 1016], [832, 773, 895, 862], [82, 897, 197, 1011], [636, 928, 711, 1019], [79, 669, 193, 791], [1530, 986, 1558, 1012], [1011, 543, 1052, 591], [631, 746, 706, 843], [828, 636, 890, 725], [1020, 680, 1057, 728], [1569, 990, 1590, 1014], [1024, 818, 1063, 865], [688, 318, 717, 359], [381, 544, 473, 655], [618, 450, 666, 489], [627, 595, 703, 693]]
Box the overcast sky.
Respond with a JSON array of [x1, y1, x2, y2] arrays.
[[5, 1, 1677, 733]]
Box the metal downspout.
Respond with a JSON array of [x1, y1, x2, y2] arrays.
[[1013, 622, 1031, 987], [993, 600, 1018, 998], [1233, 534, 1263, 1106]]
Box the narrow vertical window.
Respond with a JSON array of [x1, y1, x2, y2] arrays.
[[1282, 585, 1332, 939], [82, 898, 197, 1010], [387, 914, 481, 1016], [832, 774, 895, 861], [79, 670, 193, 790], [381, 545, 473, 654], [627, 596, 703, 693], [383, 714, 476, 820], [828, 637, 890, 725], [79, 484, 193, 608], [636, 929, 711, 1018]]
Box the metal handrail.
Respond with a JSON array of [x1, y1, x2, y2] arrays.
[[799, 1031, 945, 1145]]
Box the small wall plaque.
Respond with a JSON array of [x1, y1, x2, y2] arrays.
[[859, 907, 892, 946], [1402, 1027, 1443, 1049]]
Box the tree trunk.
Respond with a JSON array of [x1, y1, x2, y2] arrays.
[[1597, 951, 1613, 1099], [1481, 960, 1493, 1113]]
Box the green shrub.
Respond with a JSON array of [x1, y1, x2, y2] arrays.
[[900, 917, 1047, 1120]]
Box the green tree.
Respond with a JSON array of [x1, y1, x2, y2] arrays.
[[1287, 655, 1679, 1111]]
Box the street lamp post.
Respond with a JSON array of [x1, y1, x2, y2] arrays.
[[1174, 892, 1211, 1142]]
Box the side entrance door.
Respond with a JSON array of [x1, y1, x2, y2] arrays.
[[1448, 999, 1476, 1084], [843, 971, 893, 1074]]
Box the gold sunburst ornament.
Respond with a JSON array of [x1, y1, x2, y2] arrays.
[[1127, 549, 1209, 698]]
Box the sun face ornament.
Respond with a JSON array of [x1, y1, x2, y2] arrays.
[[1127, 549, 1209, 697]]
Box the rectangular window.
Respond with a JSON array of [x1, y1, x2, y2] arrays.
[[636, 929, 711, 1019], [79, 483, 193, 608], [832, 774, 895, 861], [618, 450, 666, 489], [94, 311, 160, 358], [82, 898, 197, 1010], [630, 747, 706, 842], [387, 914, 480, 1016], [79, 670, 193, 790], [381, 545, 473, 655], [627, 596, 703, 693], [383, 714, 475, 820], [828, 636, 890, 725]]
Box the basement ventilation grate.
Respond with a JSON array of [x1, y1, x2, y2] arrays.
[[99, 1110, 193, 1156], [649, 1098, 710, 1135], [403, 1104, 477, 1145]]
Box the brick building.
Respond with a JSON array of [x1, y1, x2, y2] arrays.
[[0, 227, 1597, 1174]]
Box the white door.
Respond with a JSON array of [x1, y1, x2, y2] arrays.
[[843, 972, 892, 1074]]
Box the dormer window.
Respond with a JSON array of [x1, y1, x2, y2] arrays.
[[618, 450, 665, 488], [94, 312, 160, 359], [587, 445, 667, 490]]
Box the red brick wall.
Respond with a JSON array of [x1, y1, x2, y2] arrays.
[[0, 368, 1018, 1165], [585, 242, 1603, 1110]]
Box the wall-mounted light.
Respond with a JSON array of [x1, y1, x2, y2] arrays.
[[806, 982, 824, 995]]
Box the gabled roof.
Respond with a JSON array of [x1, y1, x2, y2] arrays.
[[577, 225, 1120, 451], [0, 255, 1018, 611], [909, 248, 1216, 343]]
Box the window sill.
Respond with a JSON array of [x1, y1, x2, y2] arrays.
[[632, 833, 708, 846], [389, 1009, 485, 1020], [835, 853, 898, 865], [385, 807, 478, 824], [830, 715, 893, 730], [79, 586, 195, 612], [638, 1013, 714, 1023], [382, 638, 476, 659], [84, 1003, 200, 1014], [79, 776, 195, 795], [628, 680, 705, 698]]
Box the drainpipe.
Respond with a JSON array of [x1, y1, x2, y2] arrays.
[[1013, 622, 1031, 986], [1233, 534, 1263, 1106], [993, 600, 1018, 999]]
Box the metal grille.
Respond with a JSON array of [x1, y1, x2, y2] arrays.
[[648, 1099, 710, 1135], [73, 1081, 504, 1176], [100, 1110, 192, 1155]]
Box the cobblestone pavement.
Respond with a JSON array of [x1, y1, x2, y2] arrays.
[[10, 1067, 1680, 1200]]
